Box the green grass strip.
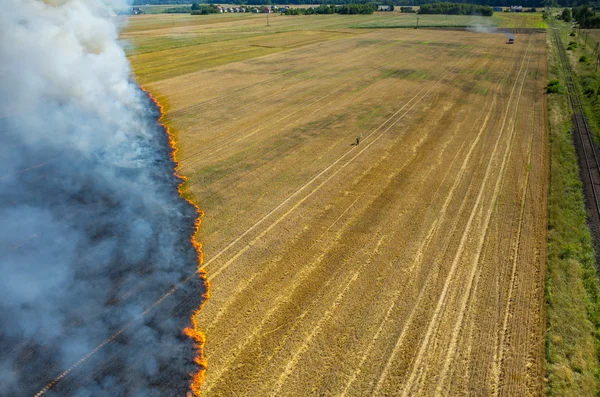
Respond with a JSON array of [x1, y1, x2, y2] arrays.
[[546, 22, 600, 397]]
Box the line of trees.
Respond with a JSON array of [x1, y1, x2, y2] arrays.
[[164, 6, 192, 13], [285, 3, 376, 14], [572, 5, 600, 28], [418, 2, 494, 15], [338, 3, 377, 13], [191, 3, 221, 14]]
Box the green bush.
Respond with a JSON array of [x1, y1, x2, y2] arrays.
[[568, 41, 579, 51], [582, 76, 599, 97], [547, 79, 564, 94], [580, 55, 589, 62]]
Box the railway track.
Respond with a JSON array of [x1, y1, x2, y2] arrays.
[[553, 27, 600, 223]]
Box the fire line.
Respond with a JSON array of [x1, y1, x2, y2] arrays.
[[34, 87, 210, 397], [32, 88, 211, 397], [143, 88, 210, 396]]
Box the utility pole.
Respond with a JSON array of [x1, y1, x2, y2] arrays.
[[267, 11, 270, 26], [416, 14, 419, 28]]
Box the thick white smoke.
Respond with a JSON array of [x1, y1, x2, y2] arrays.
[[0, 1, 202, 395]]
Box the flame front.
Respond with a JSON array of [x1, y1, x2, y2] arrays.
[[143, 88, 209, 396]]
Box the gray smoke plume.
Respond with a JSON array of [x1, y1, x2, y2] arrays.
[[0, 1, 203, 395], [467, 13, 497, 34]]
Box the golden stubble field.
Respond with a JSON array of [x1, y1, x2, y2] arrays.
[[127, 14, 549, 396]]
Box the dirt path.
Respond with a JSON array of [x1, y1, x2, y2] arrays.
[[138, 28, 549, 396]]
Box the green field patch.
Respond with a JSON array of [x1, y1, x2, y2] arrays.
[[421, 41, 470, 48], [407, 70, 431, 80], [130, 30, 351, 84], [473, 83, 489, 96], [356, 39, 382, 46], [353, 11, 546, 29], [352, 14, 494, 29], [122, 33, 255, 56], [491, 12, 547, 28], [380, 68, 418, 79], [356, 104, 384, 130]]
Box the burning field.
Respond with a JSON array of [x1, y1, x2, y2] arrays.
[[0, 1, 206, 395], [1, 4, 550, 396], [130, 13, 549, 396]]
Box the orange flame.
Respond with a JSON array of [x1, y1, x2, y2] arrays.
[[141, 87, 209, 396]]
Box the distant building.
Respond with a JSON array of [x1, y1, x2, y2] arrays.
[[510, 5, 523, 12], [377, 5, 392, 11], [131, 7, 143, 15], [493, 7, 503, 12]]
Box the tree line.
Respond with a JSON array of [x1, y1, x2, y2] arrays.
[[559, 5, 600, 28], [285, 3, 376, 14], [571, 5, 600, 28], [418, 2, 493, 15], [191, 3, 220, 14]]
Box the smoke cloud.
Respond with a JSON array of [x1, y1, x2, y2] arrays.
[[0, 1, 202, 395], [467, 13, 498, 34]]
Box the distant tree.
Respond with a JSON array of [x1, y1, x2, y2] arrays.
[[191, 2, 201, 10], [561, 7, 572, 22], [573, 5, 593, 22]]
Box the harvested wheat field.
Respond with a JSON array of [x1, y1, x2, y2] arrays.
[[129, 16, 548, 396]]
